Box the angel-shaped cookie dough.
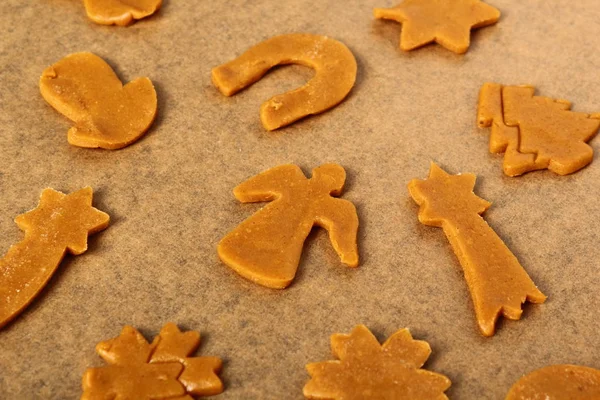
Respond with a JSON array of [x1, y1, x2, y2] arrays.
[[218, 164, 359, 289]]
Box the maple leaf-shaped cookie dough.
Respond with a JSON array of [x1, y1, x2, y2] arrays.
[[83, 0, 162, 26], [82, 323, 223, 400], [374, 0, 501, 54], [304, 325, 451, 400], [40, 52, 157, 150]]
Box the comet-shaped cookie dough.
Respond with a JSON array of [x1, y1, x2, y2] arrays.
[[40, 52, 157, 150], [408, 163, 546, 336], [0, 187, 109, 329], [212, 33, 357, 131]]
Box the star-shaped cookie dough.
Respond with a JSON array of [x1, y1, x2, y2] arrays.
[[15, 187, 109, 255], [374, 0, 501, 54]]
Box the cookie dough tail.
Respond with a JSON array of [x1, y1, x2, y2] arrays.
[[476, 286, 547, 337]]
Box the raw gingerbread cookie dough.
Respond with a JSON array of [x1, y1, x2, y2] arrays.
[[304, 325, 451, 400], [212, 33, 357, 131], [408, 163, 546, 336], [374, 0, 500, 54], [506, 365, 600, 400], [0, 187, 109, 330], [84, 0, 162, 26], [40, 52, 157, 150], [82, 323, 223, 399], [218, 164, 359, 289], [478, 83, 600, 176]]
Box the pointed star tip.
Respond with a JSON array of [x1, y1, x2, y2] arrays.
[[70, 187, 95, 205], [161, 322, 181, 332], [80, 186, 94, 194], [41, 187, 65, 198], [305, 363, 320, 374], [428, 162, 449, 177], [487, 3, 501, 19]]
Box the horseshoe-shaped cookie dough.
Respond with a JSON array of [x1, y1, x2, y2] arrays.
[[211, 33, 357, 131], [83, 0, 162, 26], [506, 365, 600, 400], [40, 52, 157, 150]]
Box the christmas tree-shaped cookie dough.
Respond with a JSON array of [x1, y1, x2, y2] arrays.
[[0, 187, 109, 329], [212, 34, 357, 130], [40, 52, 157, 150], [478, 83, 600, 176], [304, 325, 451, 399], [408, 163, 546, 336], [82, 323, 223, 399], [83, 0, 162, 26], [218, 164, 359, 289], [374, 0, 500, 54], [506, 365, 600, 400]]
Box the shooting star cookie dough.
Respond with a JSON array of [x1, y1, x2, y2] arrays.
[[408, 163, 546, 336], [0, 187, 109, 329]]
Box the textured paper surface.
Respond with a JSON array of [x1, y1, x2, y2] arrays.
[[1, 1, 599, 398]]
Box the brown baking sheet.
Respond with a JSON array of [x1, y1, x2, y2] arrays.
[[1, 0, 600, 398]]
